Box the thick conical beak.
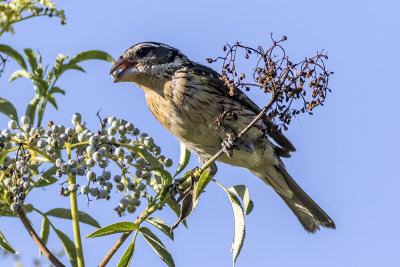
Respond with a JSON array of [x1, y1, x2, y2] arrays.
[[110, 57, 138, 83]]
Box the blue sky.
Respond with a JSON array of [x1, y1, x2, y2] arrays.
[[0, 0, 399, 266]]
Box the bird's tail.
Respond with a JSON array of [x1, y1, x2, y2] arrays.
[[252, 165, 335, 233]]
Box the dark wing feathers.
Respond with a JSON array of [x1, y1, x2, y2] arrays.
[[189, 63, 296, 153]]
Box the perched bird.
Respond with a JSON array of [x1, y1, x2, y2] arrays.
[[110, 42, 335, 233]]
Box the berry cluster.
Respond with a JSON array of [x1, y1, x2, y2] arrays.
[[0, 113, 173, 216]]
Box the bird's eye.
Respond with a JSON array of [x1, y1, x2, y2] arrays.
[[136, 47, 152, 58]]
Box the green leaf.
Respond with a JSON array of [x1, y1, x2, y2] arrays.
[[54, 228, 77, 267], [0, 154, 7, 166], [0, 97, 18, 120], [46, 208, 101, 228], [24, 48, 38, 71], [146, 217, 174, 240], [68, 50, 114, 66], [173, 143, 190, 178], [0, 230, 17, 254], [25, 95, 40, 126], [48, 86, 65, 95], [42, 165, 57, 177], [216, 182, 246, 266], [195, 169, 212, 199], [137, 148, 162, 170], [66, 64, 86, 73], [228, 185, 254, 216], [47, 94, 58, 110], [0, 205, 16, 217], [53, 53, 67, 78], [34, 175, 57, 187], [117, 239, 136, 267], [0, 44, 27, 70], [39, 217, 50, 257], [86, 222, 137, 238], [140, 227, 175, 267], [9, 69, 30, 82]]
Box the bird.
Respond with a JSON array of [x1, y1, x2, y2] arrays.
[[110, 42, 335, 233]]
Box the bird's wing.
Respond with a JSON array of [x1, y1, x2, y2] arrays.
[[188, 63, 296, 153]]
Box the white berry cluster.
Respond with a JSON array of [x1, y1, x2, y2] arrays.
[[0, 113, 173, 215]]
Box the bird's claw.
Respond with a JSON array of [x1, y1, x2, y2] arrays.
[[167, 180, 183, 204], [221, 137, 239, 158]]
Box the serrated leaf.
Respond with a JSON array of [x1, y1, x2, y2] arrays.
[[0, 97, 18, 120], [86, 222, 137, 238], [216, 182, 245, 266], [195, 169, 212, 199], [146, 217, 174, 240], [53, 53, 67, 77], [67, 64, 86, 73], [137, 148, 162, 170], [54, 228, 77, 267], [46, 208, 101, 228], [0, 230, 17, 254], [25, 95, 40, 126], [117, 239, 136, 267], [152, 168, 172, 184], [39, 217, 50, 257], [0, 44, 27, 70], [42, 165, 57, 177], [140, 227, 175, 267], [228, 185, 254, 215], [24, 48, 38, 71], [173, 143, 190, 178], [34, 175, 57, 187], [0, 154, 7, 166], [48, 86, 65, 95], [0, 205, 16, 217], [9, 69, 30, 82], [47, 94, 58, 110], [68, 50, 114, 66]]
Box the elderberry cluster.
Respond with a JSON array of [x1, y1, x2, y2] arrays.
[[0, 113, 173, 216]]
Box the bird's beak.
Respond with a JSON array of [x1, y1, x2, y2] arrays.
[[110, 57, 138, 83]]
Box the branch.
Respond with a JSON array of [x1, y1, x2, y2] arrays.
[[17, 209, 65, 267], [99, 201, 164, 266]]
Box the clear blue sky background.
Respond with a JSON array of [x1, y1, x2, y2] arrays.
[[0, 0, 399, 266]]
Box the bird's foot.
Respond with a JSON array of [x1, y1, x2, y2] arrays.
[[166, 180, 184, 204], [221, 134, 239, 158]]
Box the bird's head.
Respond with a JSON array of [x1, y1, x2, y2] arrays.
[[110, 42, 189, 86]]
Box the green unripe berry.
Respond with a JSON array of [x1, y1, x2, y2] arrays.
[[8, 120, 18, 130], [72, 113, 82, 124], [163, 158, 173, 167], [116, 182, 125, 191], [99, 189, 108, 199], [115, 147, 124, 157], [125, 123, 134, 132], [86, 171, 96, 182], [81, 185, 90, 194], [90, 187, 99, 197], [107, 127, 117, 136], [93, 151, 102, 162], [20, 116, 31, 125], [68, 184, 78, 192]]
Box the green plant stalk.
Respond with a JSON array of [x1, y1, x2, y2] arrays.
[[66, 144, 85, 267], [99, 198, 167, 267]]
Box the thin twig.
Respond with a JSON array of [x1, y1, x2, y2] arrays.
[[17, 209, 65, 267]]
